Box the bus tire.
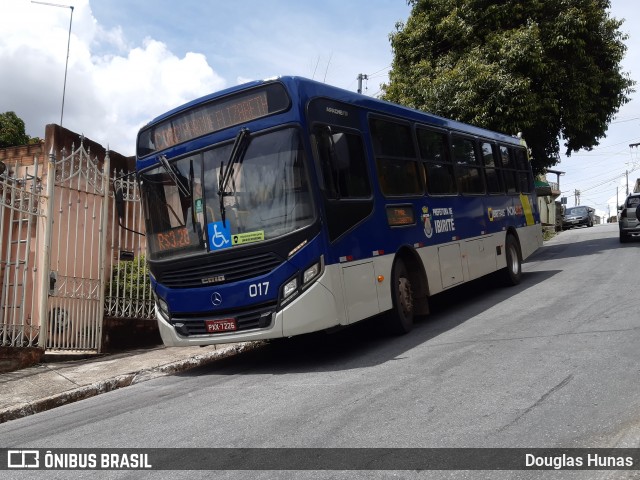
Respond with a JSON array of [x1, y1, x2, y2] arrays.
[[500, 234, 522, 286], [389, 258, 414, 334]]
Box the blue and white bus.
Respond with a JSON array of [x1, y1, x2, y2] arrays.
[[134, 76, 542, 346]]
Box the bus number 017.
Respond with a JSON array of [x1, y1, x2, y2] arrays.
[[249, 282, 269, 297]]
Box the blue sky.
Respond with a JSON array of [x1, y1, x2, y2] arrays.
[[89, 0, 408, 91], [1, 0, 410, 153], [1, 0, 639, 218]]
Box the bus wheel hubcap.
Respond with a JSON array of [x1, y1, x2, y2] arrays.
[[509, 246, 518, 274], [398, 277, 413, 316]]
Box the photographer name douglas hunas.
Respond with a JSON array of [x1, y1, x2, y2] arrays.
[[526, 453, 634, 469]]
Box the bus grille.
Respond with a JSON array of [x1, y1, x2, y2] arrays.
[[170, 301, 277, 336], [158, 252, 283, 289]]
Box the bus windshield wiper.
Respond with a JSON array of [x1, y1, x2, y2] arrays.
[[159, 154, 190, 198], [218, 128, 250, 226]]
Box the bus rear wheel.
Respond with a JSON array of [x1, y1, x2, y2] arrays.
[[389, 259, 414, 334], [500, 234, 522, 286]]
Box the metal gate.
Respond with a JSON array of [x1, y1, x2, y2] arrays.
[[104, 171, 152, 321], [1, 136, 153, 353], [41, 139, 110, 351], [0, 159, 45, 348]]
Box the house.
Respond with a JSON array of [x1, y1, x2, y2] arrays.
[[1, 124, 153, 371], [536, 169, 564, 232]]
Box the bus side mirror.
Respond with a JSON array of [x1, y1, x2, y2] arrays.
[[115, 186, 125, 220], [112, 177, 145, 236]]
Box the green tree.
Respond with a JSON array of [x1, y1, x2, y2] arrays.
[[0, 111, 31, 148], [383, 0, 634, 173]]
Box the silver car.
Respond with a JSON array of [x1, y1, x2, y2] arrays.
[[619, 193, 640, 243]]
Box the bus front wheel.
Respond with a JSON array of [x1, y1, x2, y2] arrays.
[[500, 234, 522, 286], [389, 259, 414, 334]]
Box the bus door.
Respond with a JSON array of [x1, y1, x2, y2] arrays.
[[308, 98, 376, 323], [312, 124, 377, 323]]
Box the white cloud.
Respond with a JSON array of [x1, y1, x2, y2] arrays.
[[0, 0, 225, 156], [1, 0, 411, 157]]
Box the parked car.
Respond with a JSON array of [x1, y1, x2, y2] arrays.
[[562, 206, 595, 229], [619, 192, 640, 243]]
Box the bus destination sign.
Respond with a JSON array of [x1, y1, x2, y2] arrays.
[[154, 226, 192, 252], [137, 83, 290, 157], [153, 91, 269, 151]]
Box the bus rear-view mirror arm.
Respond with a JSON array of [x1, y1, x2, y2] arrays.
[[113, 177, 145, 236]]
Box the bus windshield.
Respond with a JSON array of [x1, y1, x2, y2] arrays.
[[140, 127, 315, 260]]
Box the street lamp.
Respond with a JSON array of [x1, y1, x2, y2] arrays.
[[32, 1, 74, 127]]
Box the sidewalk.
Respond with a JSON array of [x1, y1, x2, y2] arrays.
[[0, 342, 260, 424]]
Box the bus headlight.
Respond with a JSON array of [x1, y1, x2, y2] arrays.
[[283, 278, 298, 299], [156, 296, 170, 320], [279, 256, 324, 308], [302, 256, 324, 288], [303, 262, 320, 284]]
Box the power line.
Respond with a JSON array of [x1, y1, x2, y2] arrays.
[[367, 65, 392, 78]]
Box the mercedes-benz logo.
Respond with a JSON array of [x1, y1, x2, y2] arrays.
[[211, 292, 222, 306]]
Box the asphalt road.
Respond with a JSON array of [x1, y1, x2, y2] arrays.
[[2, 223, 639, 479]]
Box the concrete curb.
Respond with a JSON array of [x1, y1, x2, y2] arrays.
[[0, 374, 136, 425], [0, 342, 262, 424]]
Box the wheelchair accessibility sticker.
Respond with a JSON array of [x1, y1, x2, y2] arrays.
[[208, 221, 231, 251]]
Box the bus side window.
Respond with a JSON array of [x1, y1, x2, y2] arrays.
[[369, 117, 422, 196], [416, 127, 456, 195], [513, 148, 533, 193], [451, 135, 485, 195], [313, 126, 371, 199], [481, 142, 504, 194], [499, 145, 518, 194]]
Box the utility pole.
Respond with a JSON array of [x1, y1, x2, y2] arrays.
[[357, 73, 368, 94], [626, 169, 629, 196], [628, 143, 639, 195], [574, 189, 580, 206], [32, 1, 74, 127]]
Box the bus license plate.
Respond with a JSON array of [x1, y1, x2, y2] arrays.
[[206, 319, 237, 333]]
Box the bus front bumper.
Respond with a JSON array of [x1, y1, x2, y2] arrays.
[[156, 278, 339, 347]]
